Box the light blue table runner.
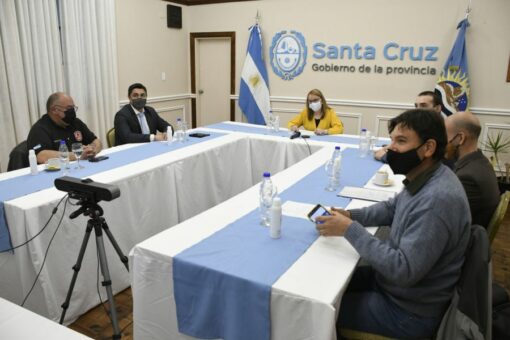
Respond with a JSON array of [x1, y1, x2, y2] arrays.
[[173, 147, 383, 340], [206, 122, 387, 146], [0, 131, 224, 252]]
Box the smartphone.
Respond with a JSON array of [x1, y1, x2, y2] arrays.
[[189, 133, 210, 138], [307, 204, 331, 223], [88, 156, 109, 162]]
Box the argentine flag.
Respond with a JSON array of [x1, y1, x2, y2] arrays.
[[239, 24, 270, 125], [435, 18, 470, 117]]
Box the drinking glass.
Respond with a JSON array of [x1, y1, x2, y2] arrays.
[[72, 143, 84, 169]]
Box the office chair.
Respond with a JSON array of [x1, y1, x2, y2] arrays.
[[487, 191, 510, 244], [106, 127, 116, 148], [7, 140, 29, 171]]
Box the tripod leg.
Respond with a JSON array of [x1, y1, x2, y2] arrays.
[[94, 223, 122, 339], [59, 221, 94, 324], [100, 218, 129, 271]]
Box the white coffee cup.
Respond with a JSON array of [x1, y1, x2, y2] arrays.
[[374, 170, 389, 185]]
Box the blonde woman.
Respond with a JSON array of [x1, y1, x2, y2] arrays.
[[288, 89, 344, 135]]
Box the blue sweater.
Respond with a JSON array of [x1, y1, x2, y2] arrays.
[[346, 163, 471, 317]]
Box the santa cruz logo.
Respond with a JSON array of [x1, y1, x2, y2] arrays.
[[269, 30, 307, 80]]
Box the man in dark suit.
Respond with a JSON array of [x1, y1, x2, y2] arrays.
[[114, 83, 172, 145], [445, 111, 500, 228]]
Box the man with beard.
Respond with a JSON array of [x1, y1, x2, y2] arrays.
[[445, 111, 499, 228], [114, 83, 172, 145], [374, 91, 442, 162], [27, 92, 102, 164], [317, 109, 470, 338]]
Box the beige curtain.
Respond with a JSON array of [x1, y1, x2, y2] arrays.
[[0, 0, 64, 171]]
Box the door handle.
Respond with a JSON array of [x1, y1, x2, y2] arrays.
[[198, 90, 204, 94]]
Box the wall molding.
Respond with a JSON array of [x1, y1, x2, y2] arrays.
[[229, 94, 510, 116], [118, 94, 510, 117], [119, 94, 194, 106], [157, 105, 187, 119], [375, 115, 395, 137]]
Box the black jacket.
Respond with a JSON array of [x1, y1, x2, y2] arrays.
[[114, 104, 171, 145]]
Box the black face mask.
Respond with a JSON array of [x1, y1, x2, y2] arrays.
[[62, 107, 76, 125], [131, 98, 146, 111], [386, 142, 426, 175]]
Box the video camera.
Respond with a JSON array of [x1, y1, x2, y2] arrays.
[[54, 176, 120, 202]]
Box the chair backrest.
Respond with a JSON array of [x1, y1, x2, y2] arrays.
[[7, 140, 29, 171], [106, 127, 115, 148], [487, 191, 510, 244], [435, 224, 491, 340]]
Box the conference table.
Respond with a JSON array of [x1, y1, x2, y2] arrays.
[[130, 122, 401, 340], [0, 297, 91, 339], [0, 122, 366, 325]]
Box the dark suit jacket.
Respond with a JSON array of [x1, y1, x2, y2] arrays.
[[114, 104, 171, 145], [454, 149, 500, 228]]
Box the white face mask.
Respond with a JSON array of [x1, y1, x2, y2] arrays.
[[309, 101, 322, 112]]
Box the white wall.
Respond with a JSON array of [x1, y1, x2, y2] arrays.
[[115, 0, 510, 140]]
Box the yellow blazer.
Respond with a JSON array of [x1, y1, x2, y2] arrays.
[[287, 107, 344, 134]]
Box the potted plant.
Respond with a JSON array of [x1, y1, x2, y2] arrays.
[[483, 131, 510, 193]]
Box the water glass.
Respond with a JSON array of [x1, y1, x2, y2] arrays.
[[72, 143, 84, 169], [272, 115, 280, 133]]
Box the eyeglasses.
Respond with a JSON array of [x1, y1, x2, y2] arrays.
[[54, 105, 78, 112]]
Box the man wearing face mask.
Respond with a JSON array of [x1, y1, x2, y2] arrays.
[[316, 109, 470, 338], [114, 83, 172, 145], [27, 92, 102, 164], [374, 91, 443, 162], [445, 111, 499, 228]]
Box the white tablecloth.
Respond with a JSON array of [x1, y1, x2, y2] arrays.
[[0, 132, 321, 324], [0, 297, 91, 339], [130, 145, 403, 340]]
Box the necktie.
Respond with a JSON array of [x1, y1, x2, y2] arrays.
[[138, 112, 150, 135]]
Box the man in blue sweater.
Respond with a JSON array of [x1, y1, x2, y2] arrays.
[[317, 109, 471, 339]]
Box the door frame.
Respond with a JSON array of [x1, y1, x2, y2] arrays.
[[190, 32, 236, 128]]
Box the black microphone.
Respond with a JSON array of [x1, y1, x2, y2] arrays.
[[290, 131, 301, 139]]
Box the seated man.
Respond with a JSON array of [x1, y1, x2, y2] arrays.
[[114, 83, 172, 145], [445, 111, 500, 228], [374, 90, 442, 162], [27, 92, 101, 164], [317, 109, 470, 338]]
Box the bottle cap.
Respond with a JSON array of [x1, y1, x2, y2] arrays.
[[263, 172, 271, 177], [272, 197, 281, 207], [335, 146, 341, 150], [361, 128, 367, 132], [60, 140, 65, 144]]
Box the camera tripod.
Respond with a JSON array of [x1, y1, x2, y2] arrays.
[[59, 196, 129, 339]]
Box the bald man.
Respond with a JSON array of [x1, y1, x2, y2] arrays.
[[374, 91, 442, 162], [445, 111, 499, 228], [27, 92, 102, 164]]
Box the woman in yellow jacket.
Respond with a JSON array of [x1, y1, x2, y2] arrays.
[[288, 89, 344, 135]]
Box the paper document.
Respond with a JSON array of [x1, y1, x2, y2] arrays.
[[338, 186, 396, 202]]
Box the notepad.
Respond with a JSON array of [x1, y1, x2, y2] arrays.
[[337, 186, 396, 202]]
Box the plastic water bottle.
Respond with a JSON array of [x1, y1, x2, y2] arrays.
[[267, 110, 275, 133], [29, 149, 38, 175], [181, 120, 189, 142], [359, 128, 369, 157], [270, 197, 282, 239], [325, 146, 342, 191], [259, 172, 277, 227], [175, 118, 184, 142], [59, 140, 69, 171], [167, 125, 173, 144]]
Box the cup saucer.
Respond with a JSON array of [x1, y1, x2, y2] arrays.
[[372, 178, 393, 187]]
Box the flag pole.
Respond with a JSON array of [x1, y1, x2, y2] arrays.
[[464, 0, 472, 20]]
